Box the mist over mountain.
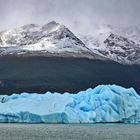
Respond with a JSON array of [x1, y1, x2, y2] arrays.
[[0, 0, 140, 32]]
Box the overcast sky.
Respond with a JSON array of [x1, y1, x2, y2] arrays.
[[0, 0, 140, 32]]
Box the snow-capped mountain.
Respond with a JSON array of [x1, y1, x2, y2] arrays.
[[0, 22, 140, 65], [0, 21, 102, 59], [79, 25, 140, 65]]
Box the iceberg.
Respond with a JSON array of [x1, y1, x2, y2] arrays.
[[0, 85, 140, 123]]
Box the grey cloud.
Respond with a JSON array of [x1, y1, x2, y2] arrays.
[[0, 0, 140, 32]]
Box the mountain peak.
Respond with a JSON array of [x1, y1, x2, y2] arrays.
[[47, 21, 59, 26], [0, 21, 100, 60], [0, 22, 140, 65], [42, 21, 60, 31]]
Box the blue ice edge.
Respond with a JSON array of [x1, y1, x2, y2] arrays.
[[0, 85, 140, 123]]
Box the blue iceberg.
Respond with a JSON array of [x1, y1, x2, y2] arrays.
[[0, 85, 140, 123]]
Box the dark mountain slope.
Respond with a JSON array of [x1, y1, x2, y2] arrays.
[[0, 56, 140, 95]]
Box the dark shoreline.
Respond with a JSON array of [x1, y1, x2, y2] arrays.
[[0, 56, 140, 95]]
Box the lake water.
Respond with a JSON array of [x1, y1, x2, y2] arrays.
[[0, 124, 140, 140]]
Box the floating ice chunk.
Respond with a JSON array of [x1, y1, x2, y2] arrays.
[[0, 85, 140, 123]]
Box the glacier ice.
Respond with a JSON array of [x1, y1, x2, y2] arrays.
[[0, 85, 140, 123]]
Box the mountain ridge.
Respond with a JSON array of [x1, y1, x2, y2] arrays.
[[0, 21, 140, 65]]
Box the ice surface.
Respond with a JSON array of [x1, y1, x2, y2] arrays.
[[0, 85, 140, 123]]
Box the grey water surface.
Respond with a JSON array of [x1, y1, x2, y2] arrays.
[[0, 123, 140, 140]]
